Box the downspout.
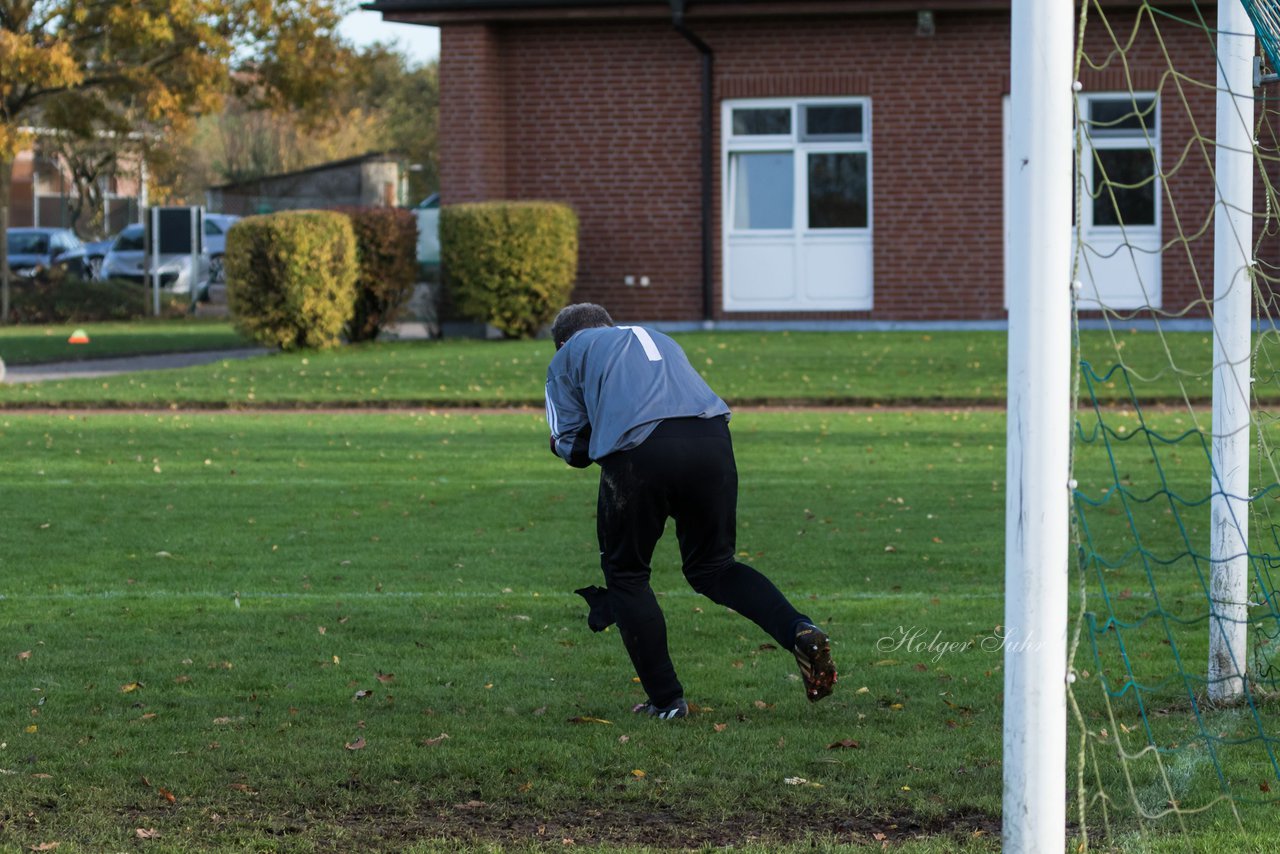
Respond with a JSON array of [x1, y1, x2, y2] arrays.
[[670, 0, 714, 325]]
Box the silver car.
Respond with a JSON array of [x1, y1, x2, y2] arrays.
[[101, 224, 212, 298], [203, 213, 241, 283]]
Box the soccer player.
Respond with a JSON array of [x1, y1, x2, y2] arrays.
[[544, 303, 837, 719]]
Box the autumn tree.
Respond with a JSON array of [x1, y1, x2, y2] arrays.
[[347, 45, 440, 204], [163, 44, 440, 207], [0, 0, 355, 322]]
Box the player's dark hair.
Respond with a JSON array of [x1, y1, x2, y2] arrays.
[[552, 303, 614, 349]]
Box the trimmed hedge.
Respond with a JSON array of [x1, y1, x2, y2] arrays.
[[439, 201, 578, 339], [6, 270, 186, 323], [224, 210, 358, 350], [339, 207, 419, 343]]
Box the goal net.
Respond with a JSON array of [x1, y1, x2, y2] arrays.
[[1067, 0, 1280, 848]]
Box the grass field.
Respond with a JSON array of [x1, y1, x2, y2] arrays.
[[0, 327, 1223, 408], [0, 320, 250, 366], [0, 409, 1008, 852], [3, 325, 1280, 851]]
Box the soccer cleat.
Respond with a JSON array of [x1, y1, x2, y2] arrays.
[[793, 622, 837, 702], [632, 697, 689, 720]]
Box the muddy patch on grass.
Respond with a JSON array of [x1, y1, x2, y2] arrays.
[[316, 801, 1002, 850]]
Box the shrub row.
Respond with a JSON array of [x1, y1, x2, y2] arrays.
[[5, 270, 187, 324], [224, 201, 579, 350], [440, 201, 578, 339], [224, 208, 418, 350]]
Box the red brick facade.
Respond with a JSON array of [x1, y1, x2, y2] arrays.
[[429, 3, 1221, 323]]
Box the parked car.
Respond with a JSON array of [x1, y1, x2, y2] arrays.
[[5, 227, 90, 279], [101, 224, 211, 298], [82, 236, 115, 280], [203, 213, 241, 283]]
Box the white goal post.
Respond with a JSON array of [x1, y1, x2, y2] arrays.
[[1003, 0, 1073, 850]]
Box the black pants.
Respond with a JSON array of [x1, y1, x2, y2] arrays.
[[597, 417, 808, 707]]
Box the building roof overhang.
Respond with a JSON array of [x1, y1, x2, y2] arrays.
[[361, 0, 1021, 27]]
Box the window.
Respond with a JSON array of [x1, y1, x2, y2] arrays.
[[726, 100, 870, 234], [731, 152, 793, 229], [723, 98, 873, 311], [1083, 95, 1158, 228], [1072, 92, 1161, 310]]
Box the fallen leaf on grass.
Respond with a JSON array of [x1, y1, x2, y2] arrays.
[[827, 739, 862, 750], [28, 843, 60, 852], [566, 716, 612, 725], [24, 725, 37, 734], [227, 783, 257, 793], [135, 828, 160, 839], [783, 776, 824, 788], [120, 682, 143, 693], [16, 651, 31, 662], [455, 800, 486, 810], [156, 787, 176, 803], [630, 769, 646, 778], [421, 733, 449, 747], [344, 737, 366, 751], [376, 672, 395, 684], [713, 723, 728, 733], [753, 700, 773, 710]]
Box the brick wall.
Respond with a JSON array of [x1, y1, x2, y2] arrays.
[[436, 9, 1219, 322], [440, 24, 509, 203]]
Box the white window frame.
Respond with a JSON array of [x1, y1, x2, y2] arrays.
[[722, 97, 873, 311], [1080, 92, 1160, 232], [1076, 91, 1162, 310]]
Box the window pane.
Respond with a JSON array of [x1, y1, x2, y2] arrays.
[[732, 108, 791, 136], [802, 105, 863, 141], [808, 152, 868, 229], [1092, 148, 1156, 226], [1088, 97, 1156, 136], [732, 152, 794, 229]]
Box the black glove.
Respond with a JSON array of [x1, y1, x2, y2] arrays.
[[574, 585, 616, 632]]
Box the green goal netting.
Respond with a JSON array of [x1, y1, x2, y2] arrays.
[[1068, 0, 1280, 849]]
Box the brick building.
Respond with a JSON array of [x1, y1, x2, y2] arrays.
[[366, 0, 1223, 325], [6, 142, 145, 237]]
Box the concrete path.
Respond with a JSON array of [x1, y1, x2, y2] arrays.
[[1, 348, 269, 384]]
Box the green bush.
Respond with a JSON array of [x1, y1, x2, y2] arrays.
[[5, 270, 186, 323], [338, 207, 419, 343], [439, 201, 578, 338], [224, 210, 358, 350]]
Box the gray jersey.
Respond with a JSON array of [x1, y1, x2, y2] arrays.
[[545, 325, 731, 465]]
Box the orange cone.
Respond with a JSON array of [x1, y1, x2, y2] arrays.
[[68, 329, 90, 344]]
